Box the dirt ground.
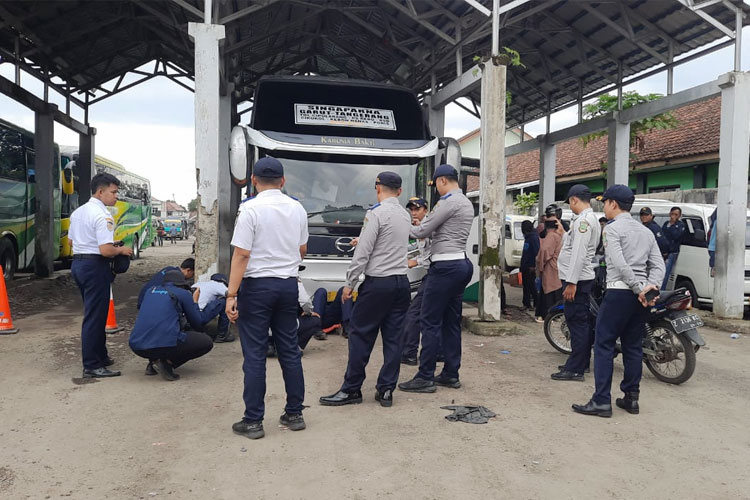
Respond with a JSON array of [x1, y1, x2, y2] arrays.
[[1, 238, 749, 499]]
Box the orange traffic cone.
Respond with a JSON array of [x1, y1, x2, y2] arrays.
[[105, 286, 123, 334], [0, 265, 19, 335]]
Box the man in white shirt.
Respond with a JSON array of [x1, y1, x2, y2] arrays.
[[191, 273, 233, 342], [226, 157, 308, 440], [69, 172, 132, 378]]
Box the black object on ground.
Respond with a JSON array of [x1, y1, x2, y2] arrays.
[[440, 405, 496, 424]]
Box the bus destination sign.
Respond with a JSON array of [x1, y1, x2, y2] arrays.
[[294, 104, 397, 131]]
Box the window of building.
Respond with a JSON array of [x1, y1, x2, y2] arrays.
[[648, 185, 680, 194]]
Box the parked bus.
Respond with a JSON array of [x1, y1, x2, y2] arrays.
[[0, 117, 61, 280], [60, 147, 153, 260], [230, 76, 460, 295]]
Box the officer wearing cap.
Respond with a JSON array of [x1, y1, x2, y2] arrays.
[[226, 156, 309, 440], [398, 164, 474, 394], [400, 196, 440, 366], [69, 172, 133, 379], [320, 171, 411, 408], [573, 185, 664, 417], [551, 184, 600, 381], [639, 207, 669, 257]]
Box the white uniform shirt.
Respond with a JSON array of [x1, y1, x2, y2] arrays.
[[191, 280, 228, 310], [230, 189, 308, 278], [298, 281, 313, 314], [68, 197, 115, 255]]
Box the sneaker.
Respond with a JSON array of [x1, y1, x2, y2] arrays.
[[145, 361, 157, 376], [313, 331, 327, 341], [550, 370, 584, 381], [215, 331, 236, 343], [400, 355, 417, 366], [434, 373, 461, 388], [398, 377, 437, 393], [279, 412, 306, 431], [154, 359, 180, 381], [232, 419, 265, 439]]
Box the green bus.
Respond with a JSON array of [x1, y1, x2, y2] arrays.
[[0, 117, 61, 280], [60, 147, 153, 261]]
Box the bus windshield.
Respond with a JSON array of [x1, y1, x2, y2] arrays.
[[276, 156, 425, 225]]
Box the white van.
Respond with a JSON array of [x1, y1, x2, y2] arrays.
[[630, 199, 750, 307]]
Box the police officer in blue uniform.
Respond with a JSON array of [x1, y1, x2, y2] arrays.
[[398, 164, 474, 394], [69, 172, 133, 378], [226, 157, 309, 440], [319, 172, 411, 408], [573, 185, 665, 417]]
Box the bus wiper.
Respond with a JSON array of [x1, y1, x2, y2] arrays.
[[307, 206, 365, 218]]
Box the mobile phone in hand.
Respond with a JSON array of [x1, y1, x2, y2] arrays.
[[644, 288, 659, 303]]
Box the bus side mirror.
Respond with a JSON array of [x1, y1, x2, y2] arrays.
[[229, 125, 250, 186]]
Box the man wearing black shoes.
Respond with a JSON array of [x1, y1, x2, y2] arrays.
[[319, 172, 411, 408], [572, 185, 664, 417]]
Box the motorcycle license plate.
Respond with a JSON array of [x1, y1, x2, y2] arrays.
[[670, 314, 704, 334]]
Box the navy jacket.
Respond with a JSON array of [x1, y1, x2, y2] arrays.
[[520, 231, 540, 271], [645, 220, 670, 255], [137, 266, 179, 309], [662, 220, 687, 254], [129, 284, 222, 350]]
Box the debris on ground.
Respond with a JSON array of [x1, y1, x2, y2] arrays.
[[440, 405, 496, 424]]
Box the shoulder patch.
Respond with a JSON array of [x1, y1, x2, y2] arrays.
[[106, 218, 114, 232], [578, 221, 589, 233]]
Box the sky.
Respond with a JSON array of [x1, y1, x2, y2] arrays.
[[1, 24, 750, 207]]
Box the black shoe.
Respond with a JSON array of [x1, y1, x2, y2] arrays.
[[313, 331, 327, 341], [398, 377, 437, 393], [572, 400, 612, 418], [145, 361, 157, 376], [434, 374, 461, 389], [551, 370, 584, 381], [558, 364, 590, 374], [279, 412, 306, 430], [82, 367, 121, 378], [103, 357, 115, 367], [375, 389, 393, 407], [215, 331, 235, 343], [615, 392, 640, 414], [319, 390, 363, 406], [154, 359, 180, 381], [232, 419, 265, 439], [400, 356, 417, 366], [267, 345, 277, 358]]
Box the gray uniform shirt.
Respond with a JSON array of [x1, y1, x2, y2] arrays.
[[604, 212, 666, 294], [345, 197, 410, 288], [557, 207, 600, 284], [410, 188, 474, 255], [415, 237, 432, 269]]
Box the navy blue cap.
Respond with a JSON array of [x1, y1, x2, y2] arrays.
[[376, 171, 402, 189], [432, 164, 458, 182], [406, 197, 427, 209], [598, 184, 635, 205], [254, 156, 284, 178], [566, 184, 591, 202], [210, 273, 228, 286], [111, 254, 130, 274]]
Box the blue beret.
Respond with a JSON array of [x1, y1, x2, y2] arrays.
[[254, 157, 283, 178]]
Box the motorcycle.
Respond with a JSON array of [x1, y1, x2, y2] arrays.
[[544, 285, 706, 385]]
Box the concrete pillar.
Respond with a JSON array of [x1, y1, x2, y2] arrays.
[[77, 129, 95, 204], [539, 138, 556, 212], [188, 22, 226, 280], [218, 84, 240, 275], [714, 71, 750, 319], [606, 114, 630, 187], [33, 105, 56, 277], [478, 58, 507, 321], [425, 95, 445, 139]]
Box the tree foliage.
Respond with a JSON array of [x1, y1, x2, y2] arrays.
[[188, 198, 199, 212], [514, 191, 539, 216]]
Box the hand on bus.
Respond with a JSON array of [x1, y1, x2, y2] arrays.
[[342, 286, 353, 303], [226, 297, 239, 323]]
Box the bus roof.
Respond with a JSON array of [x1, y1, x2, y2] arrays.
[[59, 146, 150, 184]]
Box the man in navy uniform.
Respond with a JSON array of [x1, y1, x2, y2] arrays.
[[639, 207, 669, 258], [226, 156, 309, 440], [137, 258, 195, 309], [398, 164, 474, 394], [573, 185, 664, 417], [69, 172, 133, 378], [319, 171, 411, 408]]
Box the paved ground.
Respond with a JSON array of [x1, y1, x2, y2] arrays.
[[1, 239, 749, 499]]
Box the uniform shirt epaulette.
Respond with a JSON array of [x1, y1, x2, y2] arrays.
[[440, 193, 453, 200], [369, 202, 381, 210], [286, 194, 299, 201], [240, 196, 255, 204], [606, 218, 616, 224]]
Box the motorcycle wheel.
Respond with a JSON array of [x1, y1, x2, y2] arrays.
[[544, 307, 572, 355], [644, 320, 697, 385]]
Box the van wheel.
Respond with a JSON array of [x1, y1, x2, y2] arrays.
[[131, 234, 140, 260], [675, 278, 702, 310], [0, 237, 17, 281]]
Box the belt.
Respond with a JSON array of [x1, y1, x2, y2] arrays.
[[431, 252, 466, 262], [73, 254, 106, 260], [606, 280, 630, 290], [364, 275, 408, 281]]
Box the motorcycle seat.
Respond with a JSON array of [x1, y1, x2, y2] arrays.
[[654, 288, 687, 305]]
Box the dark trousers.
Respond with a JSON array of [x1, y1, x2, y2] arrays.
[[132, 331, 214, 368], [71, 258, 113, 370], [400, 275, 444, 360], [312, 287, 353, 331], [418, 258, 473, 381], [521, 269, 537, 308], [562, 279, 595, 374], [592, 290, 646, 405], [297, 314, 322, 350], [536, 287, 562, 318], [341, 275, 410, 393], [238, 277, 304, 422]]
